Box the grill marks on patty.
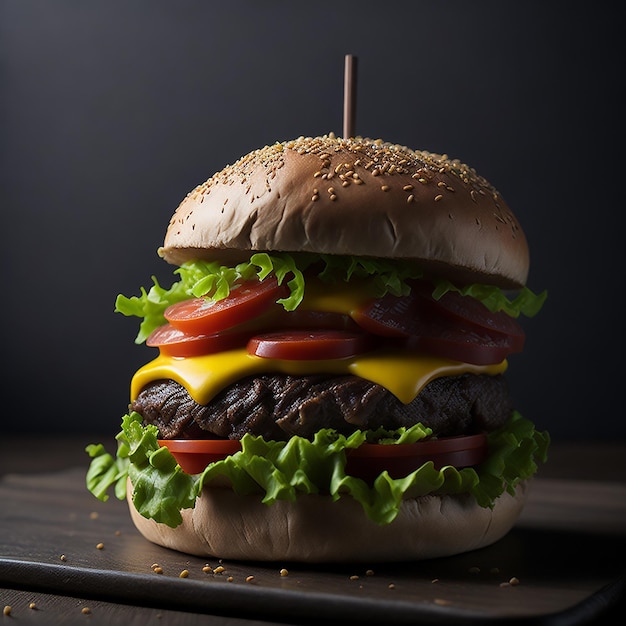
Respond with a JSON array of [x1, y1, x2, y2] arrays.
[[131, 374, 513, 441]]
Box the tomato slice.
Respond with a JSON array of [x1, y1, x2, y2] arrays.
[[160, 433, 488, 478], [401, 320, 515, 365], [352, 292, 421, 337], [345, 433, 488, 482], [146, 323, 249, 357], [164, 277, 289, 336], [416, 286, 525, 352], [158, 439, 241, 474], [247, 330, 376, 360]]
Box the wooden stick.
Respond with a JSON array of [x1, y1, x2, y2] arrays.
[[343, 54, 358, 138]]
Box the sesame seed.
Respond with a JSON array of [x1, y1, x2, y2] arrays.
[[202, 566, 212, 573], [381, 185, 390, 192], [388, 583, 396, 590], [402, 184, 414, 191], [341, 181, 350, 187], [437, 181, 447, 188], [349, 575, 359, 581], [179, 570, 189, 578], [509, 577, 520, 586], [280, 568, 289, 577], [327, 187, 335, 194], [60, 554, 67, 562], [330, 194, 337, 200], [3, 606, 11, 616], [246, 575, 255, 583], [29, 602, 37, 610], [214, 565, 226, 574], [96, 542, 104, 550], [418, 178, 428, 184], [227, 576, 234, 582], [372, 168, 380, 176], [154, 567, 163, 574], [81, 607, 91, 615], [434, 194, 443, 201], [407, 194, 414, 203], [365, 569, 375, 576]]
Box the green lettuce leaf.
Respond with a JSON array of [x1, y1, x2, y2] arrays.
[[114, 252, 547, 343], [86, 411, 549, 528]]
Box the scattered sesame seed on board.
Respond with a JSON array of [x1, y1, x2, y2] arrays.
[[179, 570, 189, 578], [279, 568, 289, 577], [3, 606, 11, 616]]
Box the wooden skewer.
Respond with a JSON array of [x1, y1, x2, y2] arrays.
[[343, 54, 358, 139]]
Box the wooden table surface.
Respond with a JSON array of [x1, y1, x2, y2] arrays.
[[1, 437, 625, 625]]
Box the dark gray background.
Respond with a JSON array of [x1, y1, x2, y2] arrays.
[[1, 1, 622, 440]]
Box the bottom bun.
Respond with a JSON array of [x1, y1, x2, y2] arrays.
[[127, 480, 528, 563]]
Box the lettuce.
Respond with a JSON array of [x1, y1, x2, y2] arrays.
[[114, 252, 547, 343], [86, 411, 549, 528]]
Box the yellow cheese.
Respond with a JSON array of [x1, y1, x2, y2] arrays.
[[131, 349, 506, 405], [130, 281, 507, 405]]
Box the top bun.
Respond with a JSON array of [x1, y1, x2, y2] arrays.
[[161, 134, 529, 288]]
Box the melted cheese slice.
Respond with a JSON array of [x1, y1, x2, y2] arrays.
[[131, 280, 507, 405], [131, 349, 506, 405]]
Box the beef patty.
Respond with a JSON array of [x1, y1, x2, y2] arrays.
[[131, 374, 513, 441]]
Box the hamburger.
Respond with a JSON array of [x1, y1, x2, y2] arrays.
[[87, 133, 548, 563]]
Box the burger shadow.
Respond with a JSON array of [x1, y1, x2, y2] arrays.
[[266, 526, 626, 624], [288, 526, 626, 584]]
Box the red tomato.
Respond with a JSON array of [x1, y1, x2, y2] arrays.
[[159, 432, 488, 478], [352, 292, 421, 337], [247, 330, 376, 360], [164, 277, 289, 336], [158, 439, 241, 474], [146, 323, 249, 357], [345, 433, 488, 482], [416, 286, 525, 352], [278, 309, 360, 332], [401, 320, 515, 365]]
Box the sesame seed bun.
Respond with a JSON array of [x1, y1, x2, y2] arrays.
[[160, 134, 529, 289], [127, 480, 528, 563]]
